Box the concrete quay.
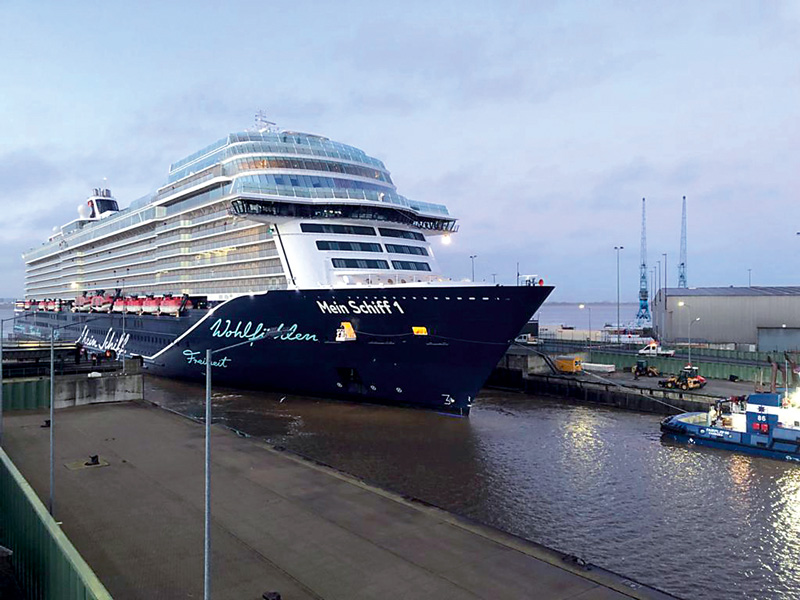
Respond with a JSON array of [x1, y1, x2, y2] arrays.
[[2, 402, 677, 600]]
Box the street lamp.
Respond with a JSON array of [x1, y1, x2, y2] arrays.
[[678, 301, 700, 366], [579, 304, 592, 352], [45, 316, 102, 516], [614, 246, 624, 345], [469, 255, 477, 282], [201, 327, 281, 600]]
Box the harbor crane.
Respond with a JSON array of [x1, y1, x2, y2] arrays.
[[635, 198, 652, 327], [678, 196, 688, 288]]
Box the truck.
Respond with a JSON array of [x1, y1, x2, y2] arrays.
[[638, 342, 675, 357]]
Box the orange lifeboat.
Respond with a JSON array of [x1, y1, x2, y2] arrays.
[[159, 295, 181, 316], [142, 296, 161, 315], [126, 296, 144, 314], [91, 292, 115, 313], [73, 293, 93, 313]]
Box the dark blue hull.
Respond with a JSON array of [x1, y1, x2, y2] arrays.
[[16, 285, 552, 414], [661, 415, 800, 463]]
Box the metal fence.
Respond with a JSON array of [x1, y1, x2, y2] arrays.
[[0, 447, 112, 599], [1, 379, 50, 411]]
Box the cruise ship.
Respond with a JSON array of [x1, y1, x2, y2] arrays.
[[16, 118, 552, 414]]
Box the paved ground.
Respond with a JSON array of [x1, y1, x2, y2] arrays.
[[597, 370, 757, 399], [2, 402, 677, 600]]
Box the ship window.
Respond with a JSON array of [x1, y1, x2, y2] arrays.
[[95, 199, 119, 213], [301, 223, 376, 236], [391, 260, 431, 271], [385, 243, 428, 256], [378, 228, 425, 241], [316, 241, 382, 252], [331, 258, 389, 269]]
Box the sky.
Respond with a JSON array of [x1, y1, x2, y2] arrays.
[[1, 0, 798, 302]]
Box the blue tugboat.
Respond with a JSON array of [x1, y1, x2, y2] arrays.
[[661, 393, 800, 462]]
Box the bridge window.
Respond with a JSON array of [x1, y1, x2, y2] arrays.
[[379, 228, 425, 241], [331, 258, 389, 269], [301, 223, 376, 236], [391, 260, 431, 271], [385, 243, 428, 256], [316, 241, 382, 252]]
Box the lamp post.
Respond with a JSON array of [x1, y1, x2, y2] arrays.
[[46, 316, 101, 516], [748, 269, 752, 287], [579, 304, 592, 353], [678, 301, 700, 366], [469, 255, 477, 282], [614, 246, 624, 345], [688, 317, 700, 366], [114, 268, 130, 374], [201, 327, 281, 600]]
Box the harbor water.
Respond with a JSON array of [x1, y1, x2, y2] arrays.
[[146, 376, 800, 600], [535, 301, 639, 329]]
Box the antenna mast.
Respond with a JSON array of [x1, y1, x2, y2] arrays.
[[636, 197, 651, 326], [678, 196, 688, 288]]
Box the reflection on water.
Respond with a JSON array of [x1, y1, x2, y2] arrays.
[[145, 377, 800, 600]]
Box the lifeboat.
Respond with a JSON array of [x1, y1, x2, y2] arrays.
[[23, 300, 32, 311], [45, 299, 60, 312], [126, 296, 144, 314], [142, 296, 161, 315], [160, 295, 180, 316], [73, 293, 93, 313], [91, 292, 115, 313], [112, 298, 125, 313]]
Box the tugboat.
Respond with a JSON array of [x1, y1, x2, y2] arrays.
[[661, 392, 800, 462]]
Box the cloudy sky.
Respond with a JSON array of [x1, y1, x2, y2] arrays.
[[1, 1, 798, 302]]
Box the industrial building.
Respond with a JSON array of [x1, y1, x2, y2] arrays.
[[651, 287, 800, 351]]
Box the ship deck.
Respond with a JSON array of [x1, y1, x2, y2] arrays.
[[2, 402, 675, 599]]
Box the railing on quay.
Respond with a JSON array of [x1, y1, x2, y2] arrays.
[[537, 336, 777, 364], [536, 339, 770, 384], [0, 447, 112, 599]]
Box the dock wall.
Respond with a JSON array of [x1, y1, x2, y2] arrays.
[[1, 368, 142, 411], [490, 370, 714, 414]]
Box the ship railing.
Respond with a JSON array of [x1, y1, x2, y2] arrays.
[[231, 178, 450, 216]]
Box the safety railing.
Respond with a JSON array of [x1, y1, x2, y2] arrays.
[[0, 447, 113, 599]]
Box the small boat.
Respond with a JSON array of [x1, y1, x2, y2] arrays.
[[90, 291, 115, 313], [126, 296, 144, 314], [661, 392, 800, 462], [141, 296, 161, 315], [73, 293, 93, 312], [159, 294, 192, 316]]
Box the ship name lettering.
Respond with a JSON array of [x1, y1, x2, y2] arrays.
[[76, 326, 130, 354], [347, 299, 393, 315], [209, 319, 318, 343], [316, 300, 350, 315], [183, 350, 231, 368], [316, 299, 403, 316]]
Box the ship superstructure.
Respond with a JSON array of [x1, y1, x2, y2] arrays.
[[18, 121, 551, 414], [25, 127, 455, 301]]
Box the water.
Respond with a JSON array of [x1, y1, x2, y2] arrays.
[[145, 377, 800, 600], [536, 302, 639, 329]]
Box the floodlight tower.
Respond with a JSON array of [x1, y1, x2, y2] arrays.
[[635, 198, 651, 327], [678, 195, 688, 288]]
